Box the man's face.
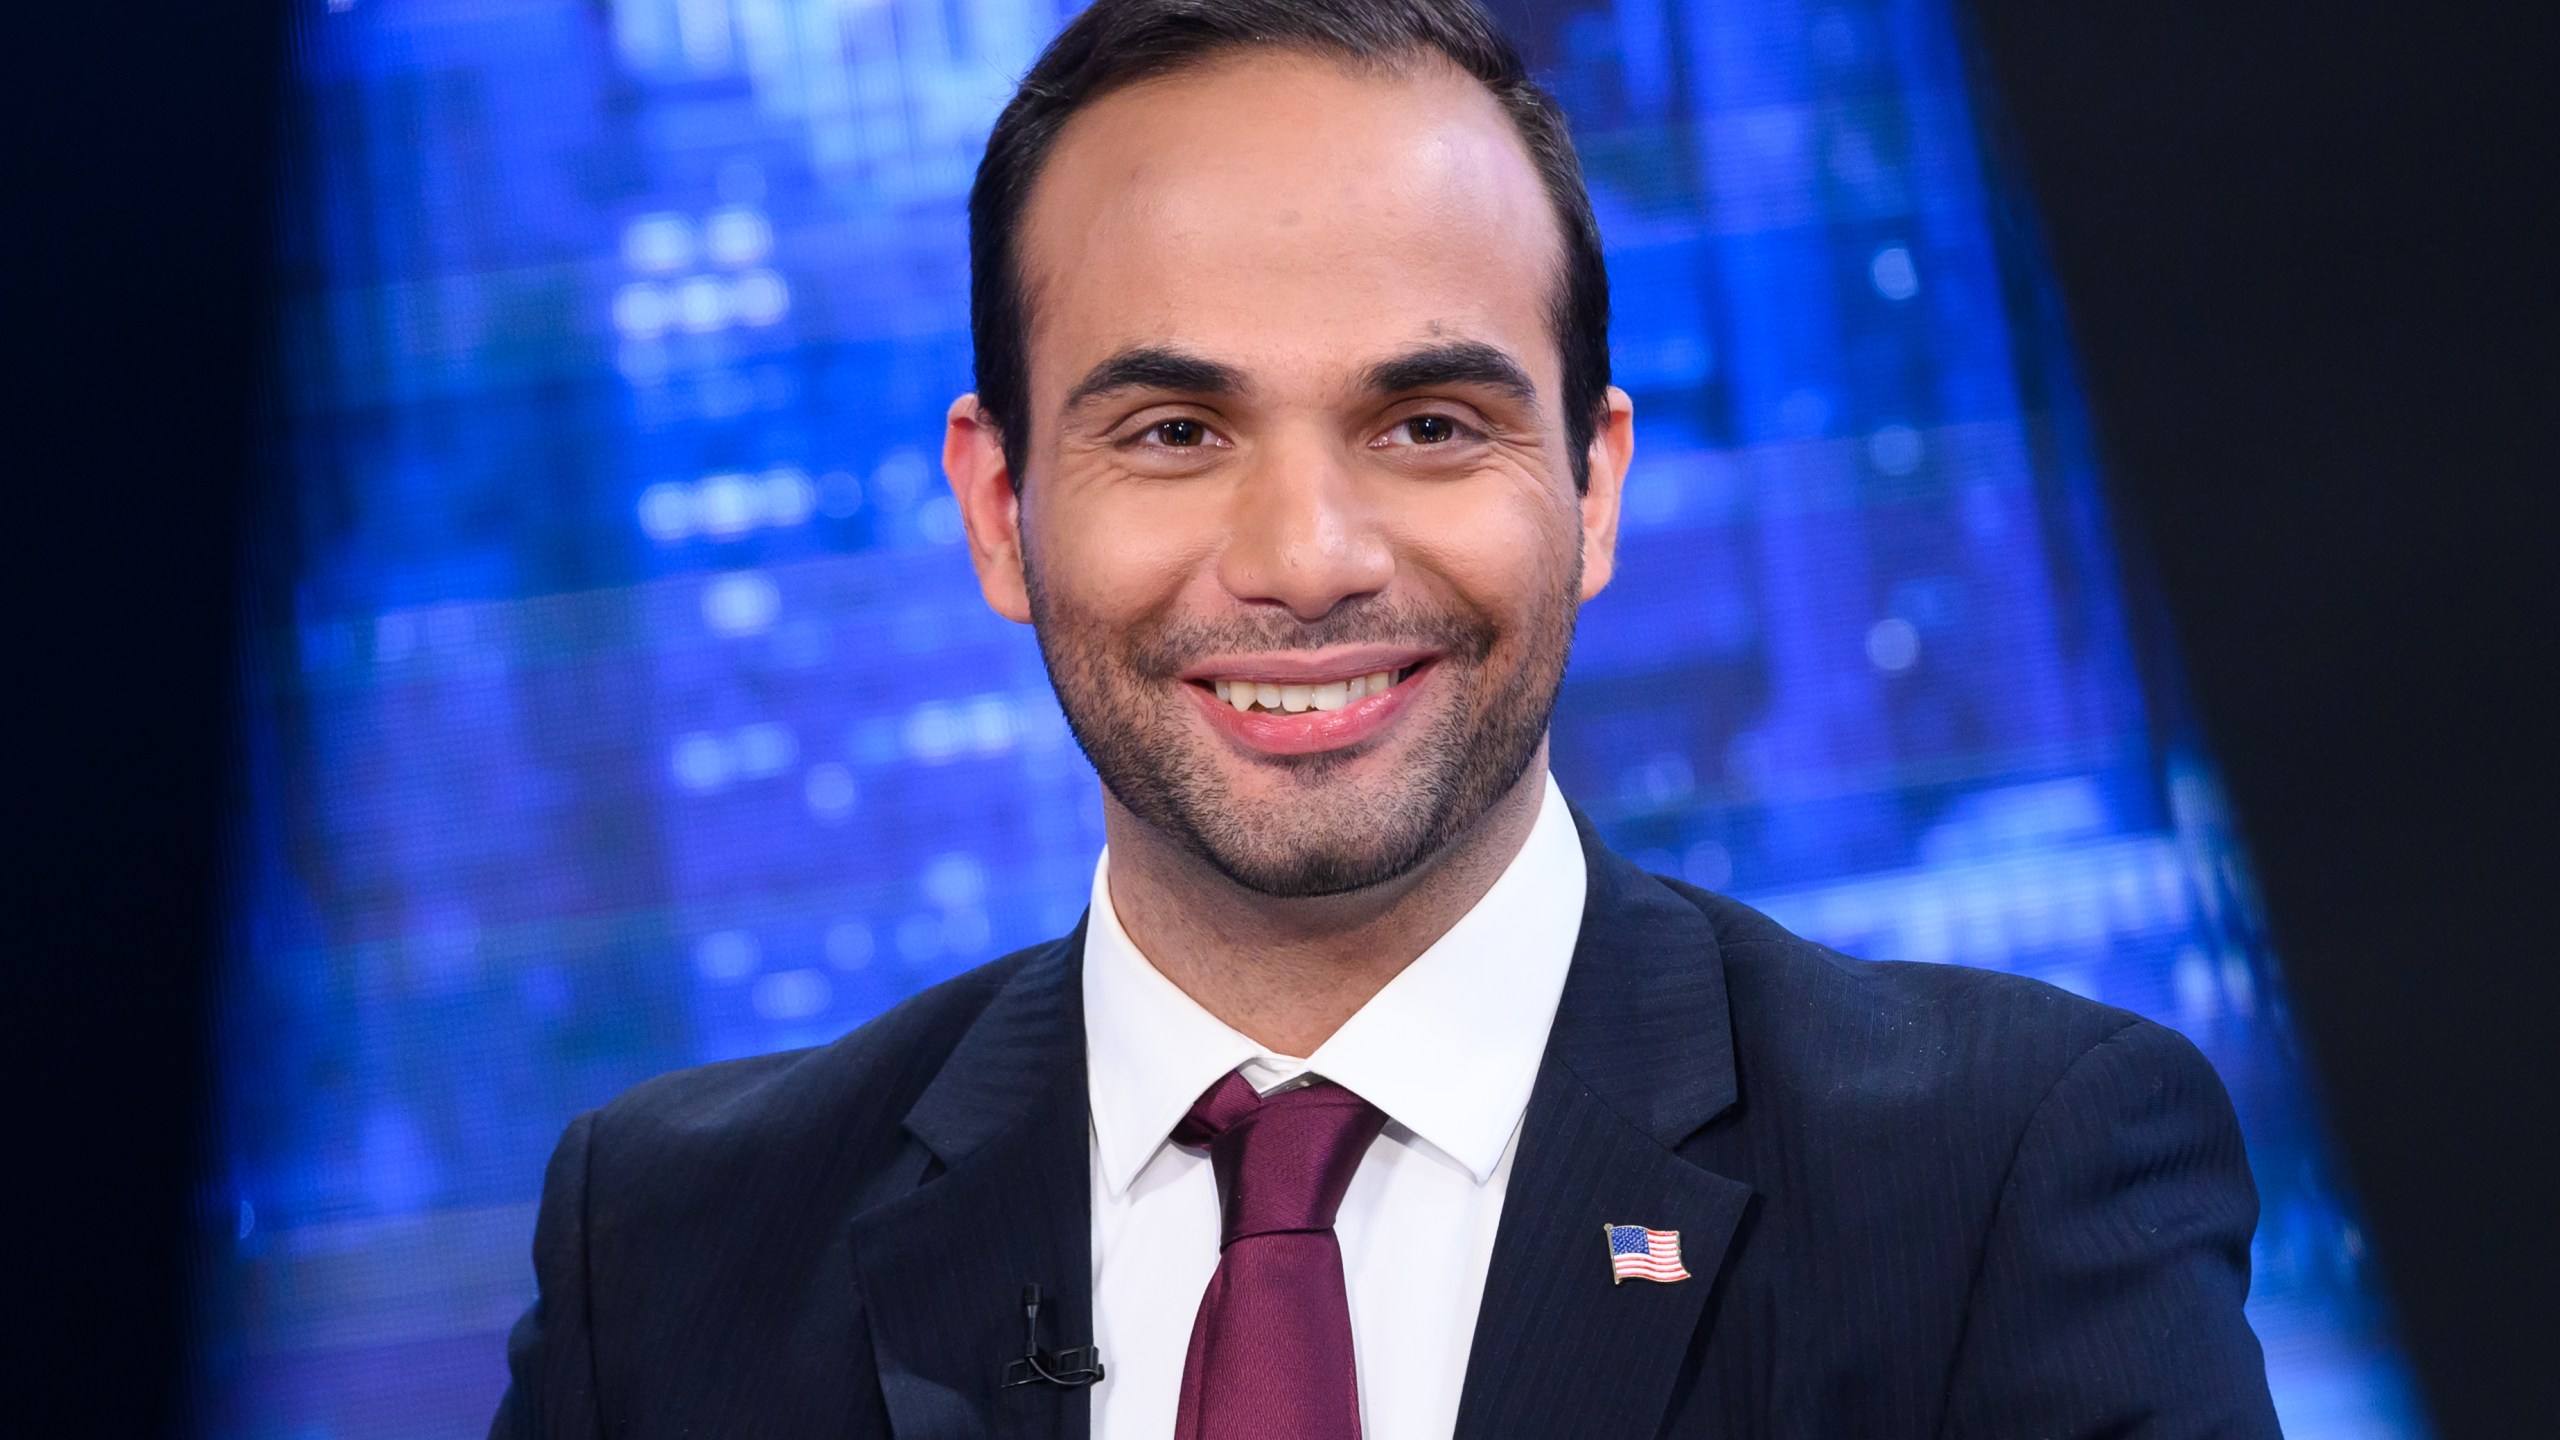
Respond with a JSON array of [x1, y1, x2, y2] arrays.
[[947, 51, 1630, 898]]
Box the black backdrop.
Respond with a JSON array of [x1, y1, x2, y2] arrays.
[[7, 1, 2555, 1432], [1962, 3, 2560, 1434], [5, 2, 287, 1434]]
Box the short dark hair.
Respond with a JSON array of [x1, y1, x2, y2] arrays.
[[967, 0, 1610, 491]]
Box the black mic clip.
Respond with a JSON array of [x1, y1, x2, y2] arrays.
[[1001, 1283, 1106, 1389]]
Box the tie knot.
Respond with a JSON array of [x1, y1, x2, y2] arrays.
[[1175, 1072, 1387, 1245]]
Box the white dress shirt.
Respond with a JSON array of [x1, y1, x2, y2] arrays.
[[1082, 773, 1587, 1440]]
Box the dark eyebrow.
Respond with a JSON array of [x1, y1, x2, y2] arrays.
[[1064, 346, 1249, 409], [1361, 341, 1538, 403]]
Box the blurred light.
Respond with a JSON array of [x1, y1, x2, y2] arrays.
[[701, 572, 780, 636], [670, 732, 730, 792], [2174, 947, 2221, 1027], [1683, 840, 1734, 890], [673, 0, 732, 72], [643, 468, 819, 546], [621, 213, 694, 274], [823, 919, 874, 970], [903, 703, 961, 763], [1866, 616, 1921, 673], [816, 469, 864, 518], [702, 206, 773, 266], [732, 722, 796, 778], [870, 448, 929, 509], [1776, 388, 1832, 437], [613, 282, 670, 339], [374, 610, 418, 663], [1867, 423, 1924, 476], [731, 270, 790, 326], [759, 466, 815, 525], [673, 275, 729, 332], [917, 495, 966, 545], [693, 929, 759, 983], [637, 481, 694, 541], [964, 696, 1014, 754], [803, 762, 857, 821], [750, 968, 831, 1020], [696, 473, 759, 537], [1870, 245, 1920, 301], [923, 853, 988, 910], [2222, 951, 2259, 1017]]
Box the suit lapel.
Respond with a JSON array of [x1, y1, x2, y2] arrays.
[[1454, 818, 1754, 1440], [848, 927, 1094, 1440]]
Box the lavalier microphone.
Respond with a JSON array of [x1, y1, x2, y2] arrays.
[[1001, 1283, 1106, 1389]]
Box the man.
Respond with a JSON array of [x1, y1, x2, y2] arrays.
[[493, 0, 2279, 1434]]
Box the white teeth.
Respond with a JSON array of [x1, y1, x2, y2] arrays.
[[1212, 668, 1406, 713]]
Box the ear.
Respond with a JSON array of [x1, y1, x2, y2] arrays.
[[1576, 386, 1635, 602], [943, 394, 1033, 624]]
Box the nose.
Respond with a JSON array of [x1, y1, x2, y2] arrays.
[[1216, 435, 1393, 621]]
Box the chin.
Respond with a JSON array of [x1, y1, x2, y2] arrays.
[[1174, 759, 1478, 898], [1192, 834, 1435, 900]]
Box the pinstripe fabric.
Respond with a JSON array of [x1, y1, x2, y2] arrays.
[[493, 821, 2277, 1440]]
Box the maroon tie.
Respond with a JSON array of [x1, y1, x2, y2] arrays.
[[1171, 1071, 1388, 1440]]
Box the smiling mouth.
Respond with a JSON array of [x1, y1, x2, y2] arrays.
[[1194, 664, 1423, 716]]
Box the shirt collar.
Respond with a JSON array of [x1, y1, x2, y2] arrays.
[[1082, 773, 1586, 1198]]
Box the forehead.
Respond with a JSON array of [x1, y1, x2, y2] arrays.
[[1015, 49, 1564, 397]]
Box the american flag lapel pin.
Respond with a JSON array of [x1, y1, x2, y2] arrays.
[[1604, 1223, 1691, 1285]]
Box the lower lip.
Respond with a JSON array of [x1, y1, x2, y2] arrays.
[[1184, 663, 1434, 757]]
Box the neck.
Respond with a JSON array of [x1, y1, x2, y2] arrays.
[[1101, 742, 1551, 1057]]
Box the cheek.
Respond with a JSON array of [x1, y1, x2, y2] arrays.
[[1389, 475, 1582, 621], [1024, 474, 1226, 625]]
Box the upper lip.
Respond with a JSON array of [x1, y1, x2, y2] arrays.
[[1178, 644, 1438, 686]]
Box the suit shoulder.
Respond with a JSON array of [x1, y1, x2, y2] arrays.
[[1660, 877, 2166, 1114]]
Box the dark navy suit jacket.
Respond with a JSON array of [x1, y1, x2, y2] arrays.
[[493, 816, 2280, 1438]]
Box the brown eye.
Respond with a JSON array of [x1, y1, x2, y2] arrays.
[[1153, 418, 1206, 447], [1406, 414, 1457, 444]]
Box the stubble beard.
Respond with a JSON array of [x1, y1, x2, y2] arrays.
[[1024, 556, 1579, 900]]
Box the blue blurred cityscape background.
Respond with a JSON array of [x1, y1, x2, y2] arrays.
[[200, 0, 2428, 1433]]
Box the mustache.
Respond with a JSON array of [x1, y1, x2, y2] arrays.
[[1119, 597, 1500, 679]]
